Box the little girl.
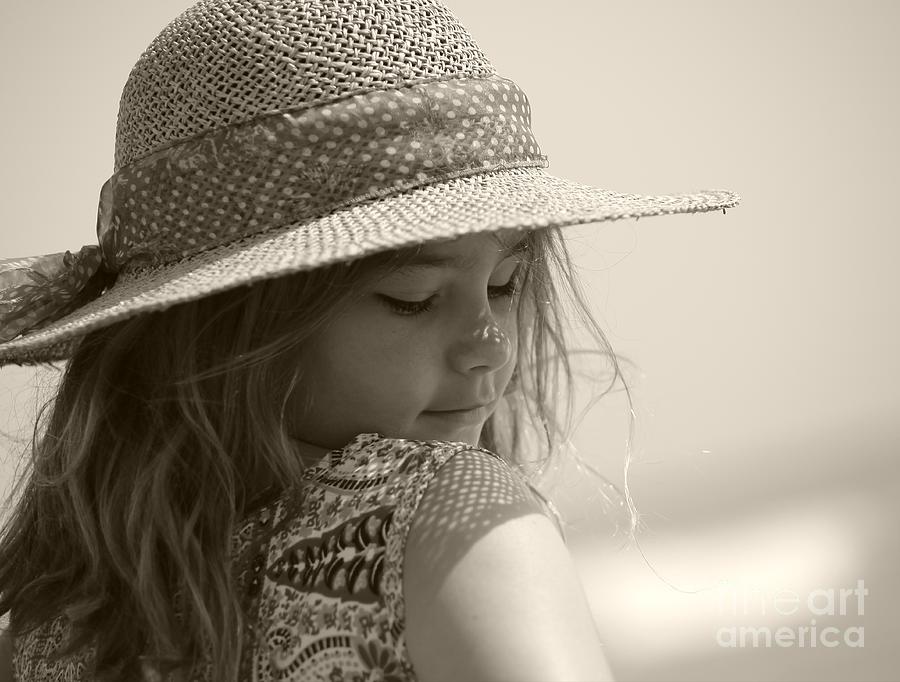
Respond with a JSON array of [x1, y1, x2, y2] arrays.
[[0, 0, 738, 680]]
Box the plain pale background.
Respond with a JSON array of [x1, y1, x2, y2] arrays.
[[1, 1, 897, 680]]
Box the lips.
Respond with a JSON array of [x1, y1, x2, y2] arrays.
[[427, 397, 497, 413], [421, 397, 499, 429], [434, 404, 489, 413]]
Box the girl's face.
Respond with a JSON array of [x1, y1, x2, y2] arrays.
[[287, 229, 527, 450]]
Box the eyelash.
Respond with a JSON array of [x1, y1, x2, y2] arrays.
[[379, 266, 524, 317]]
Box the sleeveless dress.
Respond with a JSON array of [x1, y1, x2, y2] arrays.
[[11, 433, 563, 681]]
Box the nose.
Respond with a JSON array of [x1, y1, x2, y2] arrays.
[[448, 308, 513, 375]]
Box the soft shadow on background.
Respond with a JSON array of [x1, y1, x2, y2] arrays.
[[1, 2, 897, 680]]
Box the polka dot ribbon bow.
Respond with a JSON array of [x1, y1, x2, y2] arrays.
[[0, 76, 546, 343], [0, 248, 104, 343]]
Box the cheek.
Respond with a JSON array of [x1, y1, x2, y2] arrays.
[[303, 314, 437, 407], [500, 309, 520, 383]]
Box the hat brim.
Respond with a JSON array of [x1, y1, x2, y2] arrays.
[[0, 167, 739, 365]]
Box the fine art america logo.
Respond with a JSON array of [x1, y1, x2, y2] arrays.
[[716, 579, 867, 648]]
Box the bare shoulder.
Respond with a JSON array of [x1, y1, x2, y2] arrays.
[[403, 448, 615, 682]]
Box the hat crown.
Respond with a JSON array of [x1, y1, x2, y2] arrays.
[[114, 0, 497, 171]]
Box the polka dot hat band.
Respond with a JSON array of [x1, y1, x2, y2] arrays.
[[0, 0, 739, 365]]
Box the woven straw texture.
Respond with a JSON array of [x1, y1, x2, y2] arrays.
[[0, 0, 740, 366], [116, 0, 496, 171]]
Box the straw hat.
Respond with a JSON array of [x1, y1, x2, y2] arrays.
[[0, 0, 739, 366]]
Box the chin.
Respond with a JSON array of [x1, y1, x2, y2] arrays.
[[385, 418, 485, 447], [428, 424, 483, 447]]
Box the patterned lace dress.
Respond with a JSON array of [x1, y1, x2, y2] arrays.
[[11, 433, 562, 681]]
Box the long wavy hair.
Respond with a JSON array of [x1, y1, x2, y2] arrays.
[[0, 226, 635, 680]]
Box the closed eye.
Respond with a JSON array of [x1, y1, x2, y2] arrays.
[[378, 264, 524, 317], [377, 293, 437, 316]]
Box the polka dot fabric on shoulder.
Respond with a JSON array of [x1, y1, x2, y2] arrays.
[[98, 77, 547, 271]]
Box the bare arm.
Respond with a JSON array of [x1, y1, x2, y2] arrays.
[[403, 449, 615, 682]]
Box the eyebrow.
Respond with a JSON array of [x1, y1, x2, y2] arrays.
[[394, 233, 530, 272]]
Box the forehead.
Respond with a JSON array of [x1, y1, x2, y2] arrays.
[[361, 228, 532, 281]]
